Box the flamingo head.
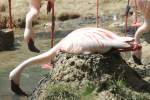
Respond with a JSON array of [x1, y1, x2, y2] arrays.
[[122, 40, 142, 65], [119, 39, 142, 65], [9, 70, 28, 96], [10, 80, 28, 96], [24, 29, 40, 53], [131, 42, 142, 65], [28, 38, 40, 53]]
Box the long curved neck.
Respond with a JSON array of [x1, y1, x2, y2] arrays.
[[134, 20, 149, 43], [9, 45, 59, 84]]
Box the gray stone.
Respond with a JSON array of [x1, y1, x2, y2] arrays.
[[0, 29, 14, 51]]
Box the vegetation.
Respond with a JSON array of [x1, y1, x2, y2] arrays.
[[37, 78, 150, 100], [41, 81, 96, 100]]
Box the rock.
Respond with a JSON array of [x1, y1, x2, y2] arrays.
[[0, 29, 14, 51], [29, 52, 150, 100]]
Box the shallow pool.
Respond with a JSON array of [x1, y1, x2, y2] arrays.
[[0, 34, 51, 100]]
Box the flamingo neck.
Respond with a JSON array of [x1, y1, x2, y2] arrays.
[[9, 60, 31, 84], [9, 44, 59, 84]]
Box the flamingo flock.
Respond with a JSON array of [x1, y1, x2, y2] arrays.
[[8, 0, 150, 96]]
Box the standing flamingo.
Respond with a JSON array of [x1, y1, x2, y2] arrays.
[[9, 27, 141, 96], [7, 0, 55, 52], [24, 0, 55, 53], [125, 0, 150, 65]]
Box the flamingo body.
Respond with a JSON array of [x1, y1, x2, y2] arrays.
[[9, 27, 135, 96]]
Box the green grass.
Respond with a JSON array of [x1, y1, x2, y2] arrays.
[[45, 83, 80, 100], [106, 79, 150, 100], [42, 77, 150, 100], [43, 81, 97, 100]]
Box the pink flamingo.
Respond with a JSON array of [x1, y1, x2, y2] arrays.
[[24, 0, 55, 53], [9, 27, 141, 96], [7, 0, 55, 52], [126, 0, 150, 65]]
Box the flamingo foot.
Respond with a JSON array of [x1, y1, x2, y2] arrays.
[[132, 55, 143, 65], [28, 39, 40, 53], [41, 63, 53, 69], [11, 80, 27, 96]]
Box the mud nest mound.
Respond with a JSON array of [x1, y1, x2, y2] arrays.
[[29, 52, 150, 100]]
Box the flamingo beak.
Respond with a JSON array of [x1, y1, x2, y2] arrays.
[[10, 80, 28, 96], [132, 55, 142, 65], [28, 39, 40, 53]]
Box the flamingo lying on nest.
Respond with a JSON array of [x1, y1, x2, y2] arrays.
[[9, 27, 141, 96], [125, 0, 150, 65], [24, 0, 55, 53]]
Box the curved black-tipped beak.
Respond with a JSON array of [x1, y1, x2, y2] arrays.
[[28, 39, 40, 53], [132, 55, 143, 65], [11, 80, 28, 96]]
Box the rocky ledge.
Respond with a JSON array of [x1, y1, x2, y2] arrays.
[[29, 52, 150, 100]]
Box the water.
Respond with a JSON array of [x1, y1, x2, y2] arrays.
[[0, 66, 49, 100], [0, 29, 52, 100]]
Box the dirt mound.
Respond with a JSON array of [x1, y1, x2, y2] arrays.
[[29, 52, 150, 100]]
